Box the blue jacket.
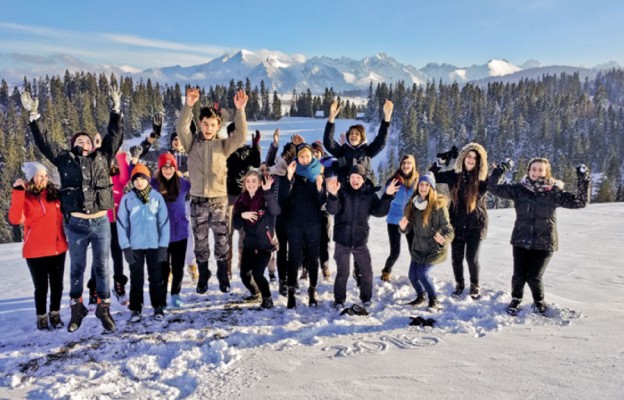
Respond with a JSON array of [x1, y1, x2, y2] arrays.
[[386, 183, 414, 225], [116, 189, 170, 250], [151, 177, 191, 243]]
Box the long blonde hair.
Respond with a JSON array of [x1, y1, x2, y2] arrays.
[[404, 186, 438, 228]]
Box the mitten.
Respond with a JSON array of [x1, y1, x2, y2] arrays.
[[130, 145, 143, 159], [20, 92, 40, 122], [152, 114, 163, 138], [253, 130, 261, 147]]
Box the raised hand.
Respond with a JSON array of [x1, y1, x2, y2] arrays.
[[273, 128, 280, 146], [186, 87, 200, 107], [316, 174, 324, 192], [436, 145, 459, 166], [339, 132, 346, 145], [109, 84, 122, 112], [20, 92, 38, 114], [385, 178, 400, 196], [286, 161, 297, 180], [261, 175, 274, 191], [576, 163, 590, 182], [500, 158, 515, 172], [383, 99, 394, 122], [13, 178, 27, 189], [328, 100, 341, 123], [291, 134, 304, 145], [130, 145, 143, 159], [326, 177, 341, 195], [152, 114, 163, 138], [252, 130, 261, 147], [233, 89, 249, 110]]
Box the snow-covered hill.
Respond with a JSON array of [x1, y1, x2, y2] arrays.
[[0, 181, 622, 398]]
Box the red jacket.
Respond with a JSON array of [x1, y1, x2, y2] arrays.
[[108, 152, 130, 223], [8, 188, 68, 259]]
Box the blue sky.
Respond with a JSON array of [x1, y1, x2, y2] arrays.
[[1, 0, 622, 80]]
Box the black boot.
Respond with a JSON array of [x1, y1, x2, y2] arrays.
[[95, 300, 116, 331], [427, 297, 440, 311], [217, 260, 231, 293], [67, 298, 88, 333], [308, 287, 318, 307], [196, 261, 211, 294], [287, 286, 297, 309], [37, 314, 49, 331], [278, 280, 287, 297], [452, 282, 464, 297], [49, 311, 64, 329], [260, 297, 274, 309]]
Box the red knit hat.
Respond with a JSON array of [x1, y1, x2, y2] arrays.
[[131, 163, 151, 182], [158, 152, 178, 172]]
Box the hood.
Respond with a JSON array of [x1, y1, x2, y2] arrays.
[[454, 142, 488, 181]]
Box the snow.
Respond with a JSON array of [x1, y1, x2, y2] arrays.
[[1, 118, 623, 398], [487, 59, 522, 77]]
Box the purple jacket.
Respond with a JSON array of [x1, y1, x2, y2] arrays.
[[151, 177, 191, 243]]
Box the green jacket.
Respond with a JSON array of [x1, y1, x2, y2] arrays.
[[176, 105, 248, 198]]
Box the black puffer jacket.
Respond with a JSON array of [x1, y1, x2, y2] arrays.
[[326, 182, 393, 247], [323, 121, 389, 182], [30, 112, 123, 215], [232, 186, 281, 252], [488, 167, 589, 252], [278, 174, 326, 227]]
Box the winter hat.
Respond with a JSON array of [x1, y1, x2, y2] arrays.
[[296, 143, 313, 157], [418, 171, 436, 190], [22, 161, 47, 182], [70, 132, 94, 148], [349, 164, 367, 179], [312, 141, 325, 157], [131, 163, 151, 182], [158, 152, 178, 172]]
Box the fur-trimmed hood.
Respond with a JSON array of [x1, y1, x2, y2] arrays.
[[454, 142, 488, 181]]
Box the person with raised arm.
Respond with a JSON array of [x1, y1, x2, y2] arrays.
[[176, 87, 248, 294]]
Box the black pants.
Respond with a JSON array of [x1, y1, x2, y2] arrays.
[[287, 224, 321, 288], [240, 247, 272, 298], [110, 222, 126, 283], [319, 211, 332, 268], [161, 239, 188, 296], [451, 237, 482, 286], [334, 243, 373, 304], [129, 249, 166, 312], [383, 223, 414, 273], [511, 246, 553, 302], [26, 253, 66, 315]]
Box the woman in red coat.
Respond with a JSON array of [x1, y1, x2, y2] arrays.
[[8, 162, 68, 330]]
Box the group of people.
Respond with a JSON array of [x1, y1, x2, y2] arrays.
[[9, 85, 591, 332]]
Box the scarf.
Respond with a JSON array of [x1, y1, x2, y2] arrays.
[[133, 186, 152, 204], [413, 195, 428, 210], [234, 190, 267, 224], [520, 176, 560, 193], [295, 157, 321, 182]]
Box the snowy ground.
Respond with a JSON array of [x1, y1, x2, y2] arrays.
[[0, 199, 622, 399]]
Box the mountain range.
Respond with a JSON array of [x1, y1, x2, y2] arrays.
[[135, 49, 618, 93]]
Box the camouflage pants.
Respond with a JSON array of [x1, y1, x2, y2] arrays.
[[190, 196, 230, 264]]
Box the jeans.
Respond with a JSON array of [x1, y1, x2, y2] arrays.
[[511, 247, 553, 302], [64, 215, 111, 300], [26, 253, 66, 315], [333, 243, 373, 304], [408, 261, 436, 299], [451, 237, 482, 286], [384, 223, 414, 273]]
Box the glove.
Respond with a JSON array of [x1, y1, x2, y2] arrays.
[[20, 92, 40, 121], [109, 84, 122, 113], [500, 158, 515, 172], [576, 163, 590, 182], [152, 114, 163, 138], [157, 247, 168, 263], [130, 145, 143, 158], [436, 145, 459, 166], [123, 248, 135, 265], [252, 130, 261, 147]]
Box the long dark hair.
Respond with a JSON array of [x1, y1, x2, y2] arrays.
[[156, 171, 181, 202], [27, 181, 60, 202], [451, 151, 480, 214]]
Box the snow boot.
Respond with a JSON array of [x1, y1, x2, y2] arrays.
[[37, 314, 49, 331], [533, 300, 547, 314], [244, 293, 261, 302], [171, 294, 183, 308], [216, 260, 231, 293], [113, 275, 129, 306], [452, 282, 464, 297], [427, 297, 441, 312], [469, 283, 481, 299], [153, 306, 165, 321], [49, 310, 64, 329], [196, 261, 211, 294], [95, 300, 116, 331], [278, 279, 288, 297], [260, 297, 274, 309], [407, 295, 425, 306], [287, 286, 297, 309], [67, 298, 88, 333], [187, 263, 199, 285], [506, 298, 522, 316], [308, 287, 318, 307], [128, 310, 142, 323]]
